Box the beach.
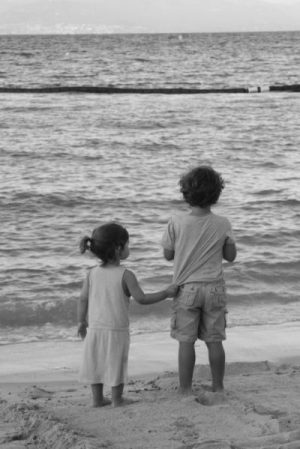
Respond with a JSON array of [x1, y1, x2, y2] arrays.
[[1, 31, 299, 449], [1, 323, 300, 449]]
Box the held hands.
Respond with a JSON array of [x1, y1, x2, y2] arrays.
[[165, 284, 179, 298], [225, 236, 235, 245], [77, 322, 87, 340]]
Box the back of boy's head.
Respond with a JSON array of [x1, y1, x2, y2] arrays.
[[180, 165, 224, 208], [80, 222, 129, 265]]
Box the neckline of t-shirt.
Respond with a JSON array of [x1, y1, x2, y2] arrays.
[[188, 211, 212, 219]]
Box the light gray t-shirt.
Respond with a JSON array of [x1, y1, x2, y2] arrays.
[[161, 212, 234, 285]]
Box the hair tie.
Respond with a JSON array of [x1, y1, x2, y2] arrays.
[[80, 235, 92, 254]]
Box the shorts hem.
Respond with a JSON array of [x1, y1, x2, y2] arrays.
[[171, 333, 197, 343], [171, 334, 226, 343], [200, 336, 226, 343]]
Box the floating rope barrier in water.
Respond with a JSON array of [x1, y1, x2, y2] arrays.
[[269, 84, 300, 92], [0, 84, 299, 94]]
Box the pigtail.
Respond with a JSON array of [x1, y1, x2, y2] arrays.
[[80, 236, 92, 254]]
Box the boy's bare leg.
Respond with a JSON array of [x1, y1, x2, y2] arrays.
[[178, 341, 195, 394], [91, 383, 111, 407], [206, 341, 225, 392], [111, 383, 124, 407]]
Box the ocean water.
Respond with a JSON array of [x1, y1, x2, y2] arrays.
[[0, 32, 299, 346]]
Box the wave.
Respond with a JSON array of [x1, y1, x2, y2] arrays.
[[1, 290, 298, 328], [253, 189, 285, 196], [0, 298, 77, 327], [2, 105, 56, 112], [0, 147, 105, 161], [0, 297, 172, 327], [18, 52, 35, 58], [242, 198, 300, 208], [0, 191, 90, 208], [134, 58, 151, 63], [0, 191, 183, 209]]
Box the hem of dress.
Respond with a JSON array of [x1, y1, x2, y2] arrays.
[[78, 377, 128, 387]]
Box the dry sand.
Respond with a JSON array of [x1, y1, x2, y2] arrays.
[[1, 325, 300, 449]]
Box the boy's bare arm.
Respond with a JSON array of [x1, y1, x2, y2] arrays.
[[123, 269, 178, 304], [163, 248, 175, 261], [223, 237, 237, 262]]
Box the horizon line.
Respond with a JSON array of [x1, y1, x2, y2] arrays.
[[0, 29, 299, 36]]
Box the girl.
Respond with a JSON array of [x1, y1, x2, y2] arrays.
[[78, 222, 177, 407]]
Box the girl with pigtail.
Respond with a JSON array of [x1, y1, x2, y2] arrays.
[[78, 222, 178, 408]]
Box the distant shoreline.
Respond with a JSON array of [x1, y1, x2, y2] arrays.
[[0, 30, 299, 36]]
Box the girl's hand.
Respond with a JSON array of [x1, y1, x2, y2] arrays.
[[225, 236, 235, 245], [165, 284, 179, 298], [77, 322, 87, 340]]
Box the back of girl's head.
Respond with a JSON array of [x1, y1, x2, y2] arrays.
[[80, 222, 129, 265], [179, 165, 224, 208]]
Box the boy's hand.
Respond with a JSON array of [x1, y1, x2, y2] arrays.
[[77, 322, 87, 340], [165, 284, 179, 298]]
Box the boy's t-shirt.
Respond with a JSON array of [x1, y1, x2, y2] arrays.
[[161, 212, 234, 285]]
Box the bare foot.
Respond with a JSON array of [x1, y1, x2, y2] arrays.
[[177, 387, 193, 396], [93, 397, 111, 407], [112, 397, 138, 408]]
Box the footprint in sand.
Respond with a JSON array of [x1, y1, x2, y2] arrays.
[[171, 416, 199, 442], [25, 386, 54, 400], [177, 441, 231, 449], [195, 391, 227, 406], [279, 413, 300, 432]]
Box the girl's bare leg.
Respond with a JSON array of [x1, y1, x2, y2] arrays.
[[91, 383, 111, 407], [111, 383, 124, 407], [111, 384, 136, 407], [178, 341, 195, 394]]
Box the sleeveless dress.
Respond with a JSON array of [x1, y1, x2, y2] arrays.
[[79, 265, 130, 387]]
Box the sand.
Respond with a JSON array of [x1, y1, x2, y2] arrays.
[[1, 324, 300, 449]]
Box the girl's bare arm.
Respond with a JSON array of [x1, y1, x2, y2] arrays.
[[123, 269, 178, 304], [77, 275, 89, 339]]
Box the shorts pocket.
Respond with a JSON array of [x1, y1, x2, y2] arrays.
[[179, 285, 198, 306], [170, 315, 176, 330], [208, 284, 226, 309], [224, 311, 228, 328]]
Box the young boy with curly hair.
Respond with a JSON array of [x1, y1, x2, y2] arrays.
[[162, 165, 236, 396]]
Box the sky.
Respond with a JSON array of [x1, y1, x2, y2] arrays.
[[0, 0, 299, 34]]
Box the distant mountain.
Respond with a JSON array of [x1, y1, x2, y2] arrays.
[[0, 0, 299, 33]]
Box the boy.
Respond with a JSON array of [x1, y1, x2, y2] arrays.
[[162, 166, 236, 395]]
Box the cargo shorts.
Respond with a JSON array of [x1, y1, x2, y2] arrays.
[[171, 281, 227, 343]]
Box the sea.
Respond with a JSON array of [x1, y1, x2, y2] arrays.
[[0, 32, 299, 347]]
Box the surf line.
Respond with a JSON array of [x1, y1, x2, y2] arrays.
[[0, 85, 299, 94]]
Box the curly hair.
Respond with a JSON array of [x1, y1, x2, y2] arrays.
[[179, 166, 224, 208], [80, 222, 129, 265]]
